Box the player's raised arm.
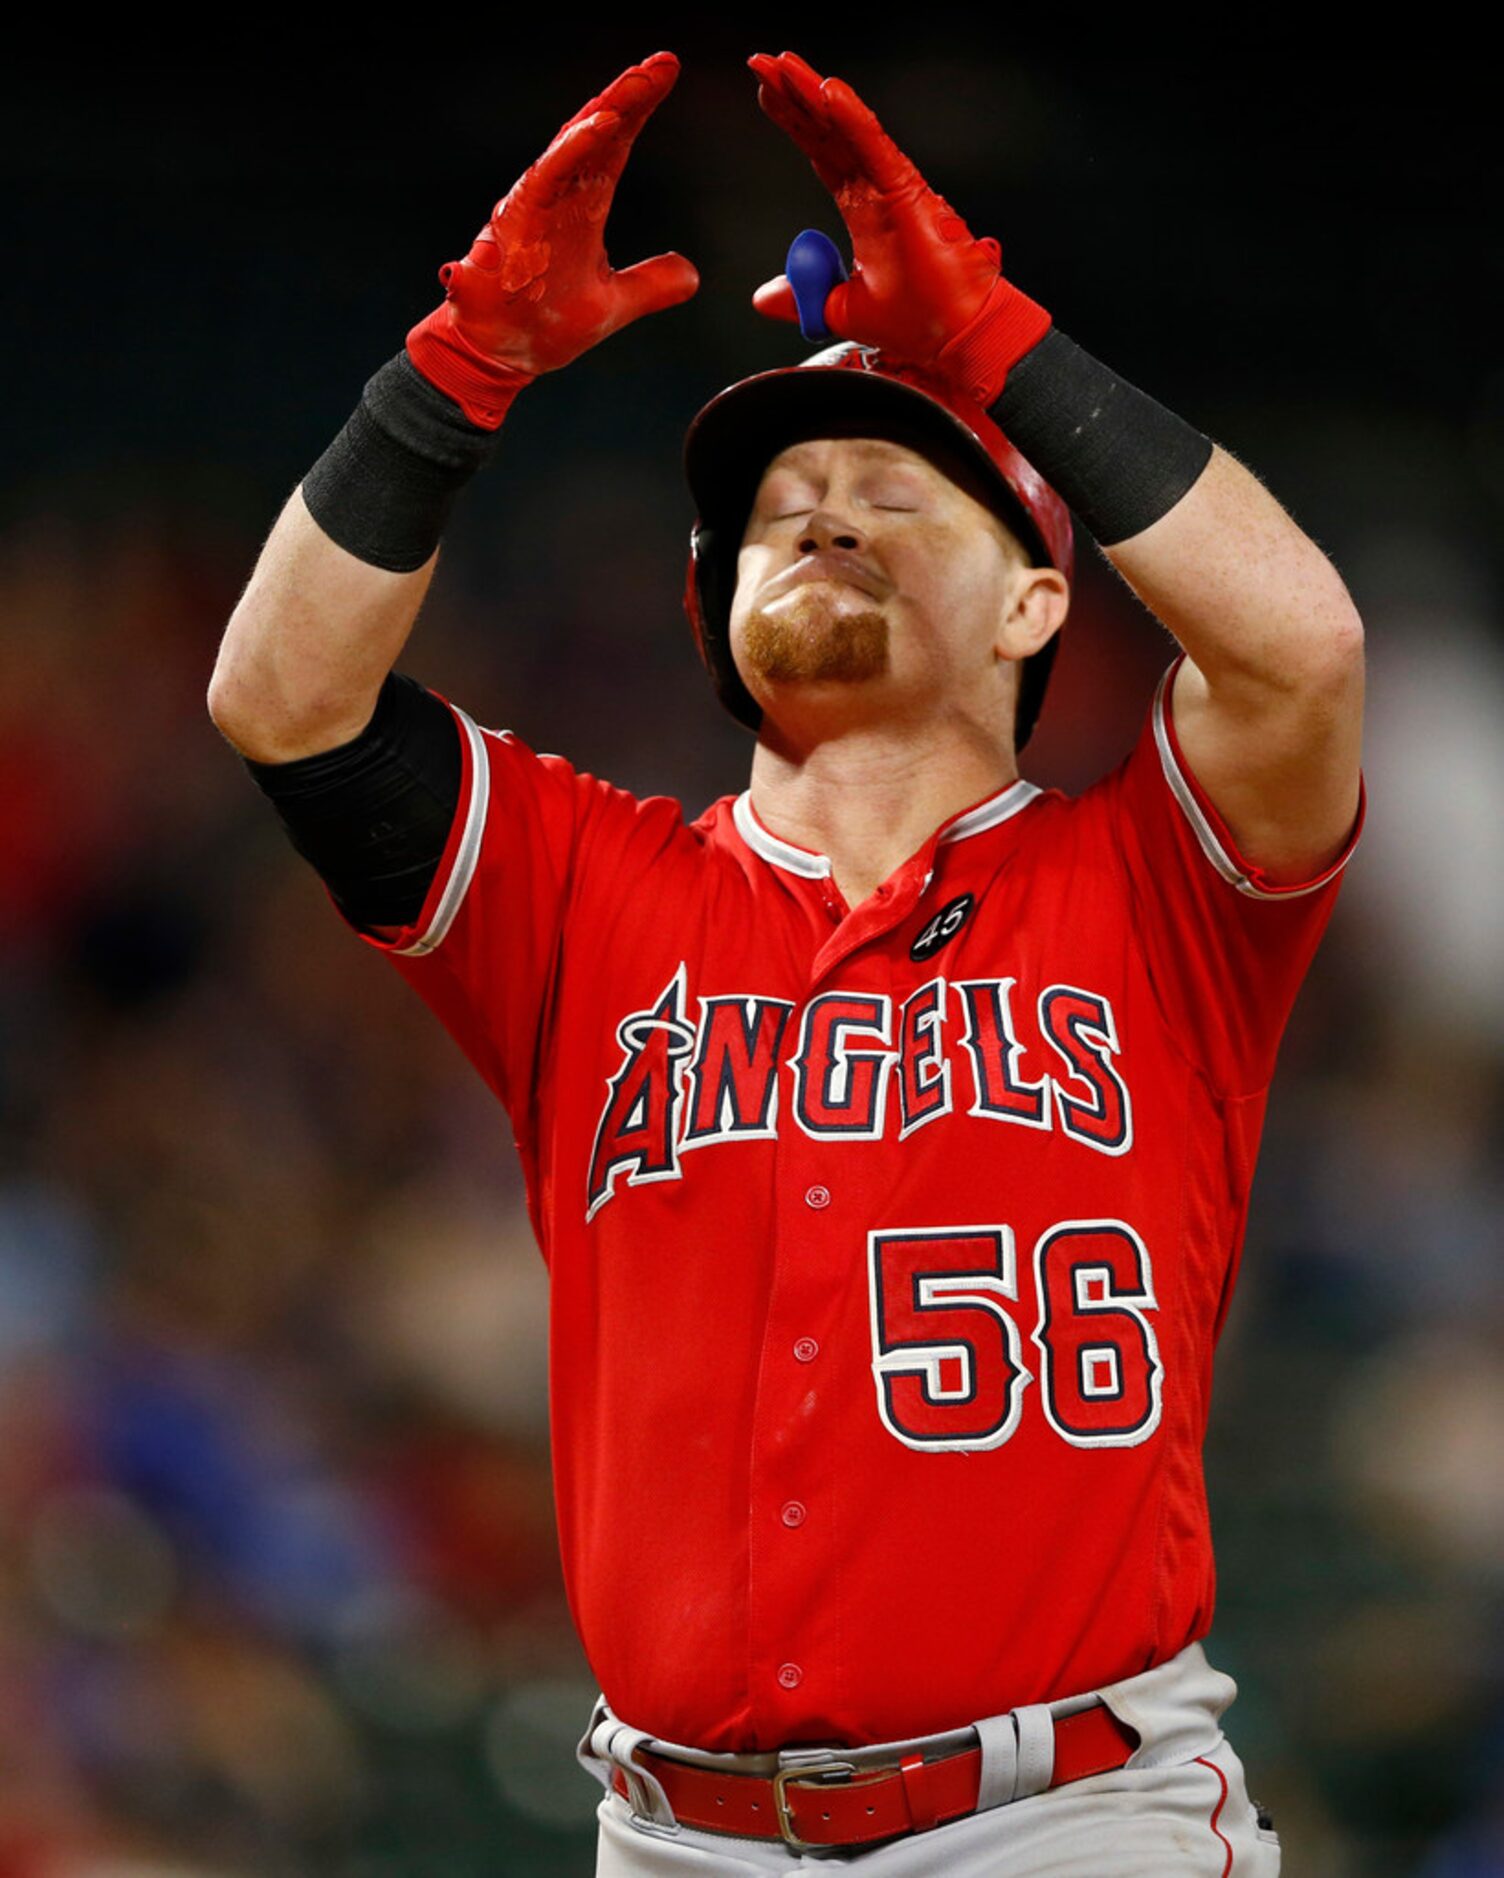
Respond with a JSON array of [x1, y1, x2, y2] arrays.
[[1043, 434, 1363, 884], [206, 53, 698, 764], [747, 51, 1363, 885]]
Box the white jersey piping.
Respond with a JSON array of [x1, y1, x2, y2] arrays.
[[732, 779, 1041, 880], [1151, 664, 1355, 901], [393, 703, 490, 956], [941, 780, 1042, 843], [733, 791, 833, 878]]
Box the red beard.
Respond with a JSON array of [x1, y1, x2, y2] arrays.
[[739, 590, 890, 686]]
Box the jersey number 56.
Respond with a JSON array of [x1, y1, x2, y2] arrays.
[[868, 1221, 1163, 1452]]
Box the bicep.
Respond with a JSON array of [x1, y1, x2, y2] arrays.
[[1099, 443, 1365, 883], [1170, 638, 1364, 886], [1111, 662, 1364, 1097]]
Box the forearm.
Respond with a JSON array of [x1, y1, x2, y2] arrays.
[[994, 331, 1362, 695], [993, 328, 1362, 876], [208, 354, 498, 762], [1101, 444, 1364, 700], [208, 53, 698, 770], [208, 492, 436, 762]]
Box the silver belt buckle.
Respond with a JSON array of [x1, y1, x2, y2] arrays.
[[771, 1756, 858, 1853]]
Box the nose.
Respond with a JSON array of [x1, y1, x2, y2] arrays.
[[798, 510, 867, 555]]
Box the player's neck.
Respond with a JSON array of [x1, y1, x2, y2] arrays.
[[747, 717, 1020, 912]]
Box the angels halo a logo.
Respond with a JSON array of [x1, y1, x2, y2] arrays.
[[910, 893, 974, 962]]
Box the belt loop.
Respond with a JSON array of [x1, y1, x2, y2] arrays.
[[576, 1696, 680, 1836], [975, 1711, 1019, 1808], [576, 1693, 614, 1792], [1012, 1704, 1056, 1800]]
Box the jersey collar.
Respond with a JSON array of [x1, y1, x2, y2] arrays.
[[731, 778, 1042, 880]]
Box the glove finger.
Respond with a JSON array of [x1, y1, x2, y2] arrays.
[[556, 50, 678, 138], [544, 50, 675, 175], [571, 79, 676, 196], [751, 275, 800, 324], [820, 76, 917, 196], [749, 60, 827, 146], [762, 51, 872, 182], [821, 280, 853, 339], [507, 64, 679, 253], [749, 57, 855, 193], [607, 251, 701, 327], [764, 62, 939, 252], [516, 110, 622, 210], [750, 273, 855, 343], [756, 57, 896, 207], [746, 50, 783, 90], [758, 54, 839, 149], [591, 49, 680, 134], [766, 49, 830, 109], [526, 63, 675, 221]]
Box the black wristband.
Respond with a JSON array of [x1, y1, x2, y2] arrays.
[[992, 329, 1213, 547], [300, 352, 502, 573]]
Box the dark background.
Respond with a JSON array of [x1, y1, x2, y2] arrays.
[[0, 46, 1499, 1877]]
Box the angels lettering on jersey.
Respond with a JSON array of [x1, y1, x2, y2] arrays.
[[586, 960, 1130, 1221]]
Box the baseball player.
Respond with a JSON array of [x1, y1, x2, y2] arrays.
[[208, 50, 1364, 1874]]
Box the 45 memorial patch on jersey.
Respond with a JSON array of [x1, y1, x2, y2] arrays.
[[585, 961, 1132, 1220]]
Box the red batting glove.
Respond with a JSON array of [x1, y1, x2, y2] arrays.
[[747, 51, 1049, 405], [406, 52, 700, 429]]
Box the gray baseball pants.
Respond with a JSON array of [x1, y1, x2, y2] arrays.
[[578, 1641, 1281, 1874]]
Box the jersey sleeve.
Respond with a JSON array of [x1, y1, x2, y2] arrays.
[[328, 685, 680, 1141], [1107, 653, 1365, 1098]]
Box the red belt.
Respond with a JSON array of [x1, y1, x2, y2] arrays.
[[610, 1702, 1139, 1853]]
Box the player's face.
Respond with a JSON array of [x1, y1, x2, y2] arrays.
[[730, 436, 1059, 735]]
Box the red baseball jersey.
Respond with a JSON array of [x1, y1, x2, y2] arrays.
[[340, 653, 1363, 1752]]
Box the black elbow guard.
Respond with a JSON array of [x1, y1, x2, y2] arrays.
[[242, 671, 462, 933]]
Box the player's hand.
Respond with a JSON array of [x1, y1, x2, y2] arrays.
[[406, 52, 700, 428], [747, 51, 1049, 405]]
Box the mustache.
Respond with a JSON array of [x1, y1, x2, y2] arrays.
[[759, 549, 891, 604]]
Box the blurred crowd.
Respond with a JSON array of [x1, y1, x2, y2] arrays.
[[0, 506, 599, 1876]]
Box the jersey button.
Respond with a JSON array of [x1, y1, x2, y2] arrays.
[[793, 1337, 819, 1363], [777, 1663, 803, 1691], [804, 1185, 831, 1209], [781, 1500, 807, 1529]]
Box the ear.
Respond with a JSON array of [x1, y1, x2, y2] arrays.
[[995, 565, 1069, 663]]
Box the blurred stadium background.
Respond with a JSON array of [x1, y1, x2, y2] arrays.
[[0, 42, 1498, 1878]]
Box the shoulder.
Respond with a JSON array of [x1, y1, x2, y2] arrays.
[[474, 721, 694, 833], [471, 726, 745, 889]]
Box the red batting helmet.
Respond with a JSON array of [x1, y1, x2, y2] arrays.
[[683, 341, 1073, 750]]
